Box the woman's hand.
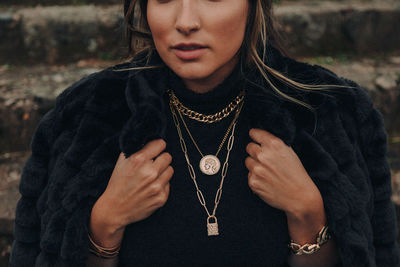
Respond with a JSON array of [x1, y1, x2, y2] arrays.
[[245, 128, 321, 215], [245, 128, 327, 244], [89, 139, 173, 247]]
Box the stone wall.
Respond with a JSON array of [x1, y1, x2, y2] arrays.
[[1, 2, 400, 64], [276, 2, 400, 56]]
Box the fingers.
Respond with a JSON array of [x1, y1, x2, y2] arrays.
[[245, 156, 256, 172], [249, 128, 280, 146], [245, 156, 269, 178], [246, 142, 262, 161], [140, 139, 167, 160], [158, 166, 174, 187], [152, 152, 172, 174], [146, 166, 173, 198]]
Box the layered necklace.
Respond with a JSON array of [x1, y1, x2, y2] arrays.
[[168, 88, 245, 236], [168, 89, 245, 175]]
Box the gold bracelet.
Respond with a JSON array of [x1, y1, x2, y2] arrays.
[[288, 225, 331, 255], [88, 233, 121, 259]]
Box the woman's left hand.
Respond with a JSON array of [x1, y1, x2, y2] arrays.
[[245, 128, 324, 221], [245, 129, 337, 266]]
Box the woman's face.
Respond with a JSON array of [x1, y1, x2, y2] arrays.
[[147, 0, 249, 91]]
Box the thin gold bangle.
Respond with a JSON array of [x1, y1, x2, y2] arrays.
[[88, 233, 121, 258]]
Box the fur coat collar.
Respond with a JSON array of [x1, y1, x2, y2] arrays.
[[9, 47, 399, 266]]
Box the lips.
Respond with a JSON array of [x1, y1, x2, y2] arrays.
[[172, 43, 208, 60], [174, 43, 206, 50]]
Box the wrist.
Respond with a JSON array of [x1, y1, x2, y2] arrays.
[[285, 193, 326, 244], [94, 194, 127, 231], [285, 185, 324, 219], [90, 197, 126, 248]]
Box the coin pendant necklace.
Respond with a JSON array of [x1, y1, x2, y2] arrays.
[[168, 89, 245, 176], [169, 97, 244, 236], [177, 109, 231, 175], [199, 155, 220, 176]]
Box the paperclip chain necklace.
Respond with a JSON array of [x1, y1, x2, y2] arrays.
[[168, 89, 245, 175], [169, 98, 244, 236]]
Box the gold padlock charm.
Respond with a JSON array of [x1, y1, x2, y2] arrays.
[[207, 215, 219, 236]]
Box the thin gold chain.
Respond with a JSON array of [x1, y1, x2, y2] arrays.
[[168, 89, 245, 123], [175, 98, 243, 158], [169, 100, 244, 219]]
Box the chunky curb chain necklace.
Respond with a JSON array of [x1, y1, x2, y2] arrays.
[[169, 91, 244, 236], [169, 89, 245, 123]]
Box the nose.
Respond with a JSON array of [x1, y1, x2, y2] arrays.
[[175, 1, 200, 35]]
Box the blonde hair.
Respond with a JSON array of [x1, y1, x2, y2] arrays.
[[120, 0, 349, 110]]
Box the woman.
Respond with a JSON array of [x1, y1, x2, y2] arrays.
[[9, 0, 399, 266]]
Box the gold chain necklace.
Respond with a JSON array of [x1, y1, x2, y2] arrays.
[[174, 96, 243, 175], [167, 89, 245, 175], [168, 89, 245, 123], [169, 99, 244, 236]]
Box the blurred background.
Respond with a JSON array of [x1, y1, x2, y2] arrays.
[[0, 0, 399, 265]]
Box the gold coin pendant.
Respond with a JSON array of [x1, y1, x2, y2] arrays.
[[199, 155, 221, 175]]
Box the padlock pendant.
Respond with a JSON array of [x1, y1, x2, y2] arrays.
[[207, 215, 219, 236]]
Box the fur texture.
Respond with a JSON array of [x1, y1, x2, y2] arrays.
[[9, 48, 400, 266]]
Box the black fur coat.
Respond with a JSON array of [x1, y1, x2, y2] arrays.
[[9, 48, 400, 266]]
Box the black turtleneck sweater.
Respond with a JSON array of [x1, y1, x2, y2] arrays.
[[118, 67, 291, 266]]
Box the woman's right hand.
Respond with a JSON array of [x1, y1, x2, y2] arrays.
[[89, 139, 173, 247]]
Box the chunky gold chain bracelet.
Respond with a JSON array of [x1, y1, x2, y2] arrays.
[[288, 225, 331, 255]]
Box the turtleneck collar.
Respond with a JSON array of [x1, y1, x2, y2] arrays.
[[166, 63, 244, 114], [119, 46, 322, 157]]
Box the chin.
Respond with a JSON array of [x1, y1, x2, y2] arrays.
[[169, 61, 216, 81]]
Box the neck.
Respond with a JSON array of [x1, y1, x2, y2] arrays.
[[182, 57, 239, 94]]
